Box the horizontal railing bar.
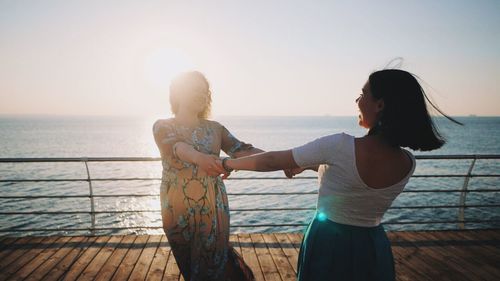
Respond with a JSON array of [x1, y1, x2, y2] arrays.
[[228, 189, 500, 195], [228, 205, 500, 211], [0, 226, 164, 232], [0, 157, 163, 163], [389, 204, 500, 209], [1, 154, 499, 163], [1, 189, 499, 199], [1, 204, 499, 215], [413, 155, 500, 159], [400, 189, 500, 193], [0, 211, 158, 214], [232, 220, 500, 227], [382, 220, 500, 225], [1, 174, 499, 183], [1, 174, 500, 183], [0, 195, 92, 199], [231, 204, 500, 210]]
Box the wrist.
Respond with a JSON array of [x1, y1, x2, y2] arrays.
[[221, 157, 234, 173]]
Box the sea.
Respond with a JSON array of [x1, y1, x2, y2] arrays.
[[0, 115, 499, 236]]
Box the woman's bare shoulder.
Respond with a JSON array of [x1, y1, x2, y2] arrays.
[[153, 118, 175, 133], [204, 119, 224, 130]]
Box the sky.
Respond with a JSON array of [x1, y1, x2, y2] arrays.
[[1, 0, 499, 117]]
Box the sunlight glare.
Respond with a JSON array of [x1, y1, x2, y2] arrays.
[[143, 47, 195, 90]]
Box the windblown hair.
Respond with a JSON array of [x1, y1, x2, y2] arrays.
[[367, 69, 463, 151], [169, 71, 212, 119]]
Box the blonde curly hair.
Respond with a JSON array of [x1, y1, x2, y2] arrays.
[[169, 71, 212, 119]]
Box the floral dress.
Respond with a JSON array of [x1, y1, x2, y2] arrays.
[[152, 118, 255, 281]]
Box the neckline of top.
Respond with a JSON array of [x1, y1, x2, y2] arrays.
[[350, 134, 416, 191], [171, 118, 206, 130]]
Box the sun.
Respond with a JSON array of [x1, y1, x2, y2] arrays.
[[143, 47, 195, 90]]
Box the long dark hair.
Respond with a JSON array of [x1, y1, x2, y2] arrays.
[[367, 69, 463, 151]]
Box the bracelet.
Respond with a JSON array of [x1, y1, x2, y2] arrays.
[[221, 157, 234, 173]]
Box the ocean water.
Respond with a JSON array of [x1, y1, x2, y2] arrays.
[[0, 115, 499, 236]]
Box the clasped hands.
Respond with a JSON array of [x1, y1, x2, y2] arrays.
[[194, 154, 305, 179]]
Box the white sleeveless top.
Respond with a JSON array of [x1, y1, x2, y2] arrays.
[[291, 132, 416, 227]]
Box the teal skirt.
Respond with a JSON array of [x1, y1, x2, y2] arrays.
[[297, 213, 395, 281]]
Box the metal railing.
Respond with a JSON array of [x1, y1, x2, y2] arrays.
[[0, 155, 499, 235]]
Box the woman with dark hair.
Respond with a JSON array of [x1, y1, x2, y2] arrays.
[[217, 69, 462, 281], [152, 71, 259, 280]]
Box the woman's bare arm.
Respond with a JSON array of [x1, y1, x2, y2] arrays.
[[173, 142, 226, 176], [231, 147, 265, 158], [224, 150, 300, 171]]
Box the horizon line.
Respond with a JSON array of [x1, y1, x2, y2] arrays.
[[0, 113, 497, 118]]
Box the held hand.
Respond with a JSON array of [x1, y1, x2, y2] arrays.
[[283, 169, 294, 179], [215, 159, 231, 179], [196, 154, 226, 176], [284, 167, 306, 178]]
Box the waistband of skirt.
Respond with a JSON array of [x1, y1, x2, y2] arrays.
[[312, 212, 384, 232]]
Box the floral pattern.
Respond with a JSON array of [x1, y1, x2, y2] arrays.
[[153, 118, 255, 281]]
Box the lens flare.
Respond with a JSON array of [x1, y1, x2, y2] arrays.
[[317, 212, 327, 222]]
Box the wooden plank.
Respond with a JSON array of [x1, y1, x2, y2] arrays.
[[10, 236, 70, 280], [273, 233, 298, 274], [0, 236, 55, 280], [128, 235, 162, 281], [262, 234, 296, 280], [250, 233, 281, 281], [0, 231, 498, 281], [0, 237, 21, 252], [385, 232, 416, 281], [403, 231, 470, 280], [439, 230, 500, 280], [285, 233, 302, 251], [453, 230, 500, 261], [57, 235, 111, 281], [485, 229, 500, 240], [238, 234, 265, 281], [0, 236, 34, 261], [26, 236, 90, 281], [437, 230, 500, 280], [163, 237, 180, 281], [109, 234, 148, 281], [145, 235, 170, 281], [75, 235, 124, 281], [0, 236, 14, 252], [13, 236, 73, 281], [389, 232, 439, 281], [427, 231, 500, 280], [93, 235, 136, 281], [229, 234, 242, 256], [39, 236, 95, 281]]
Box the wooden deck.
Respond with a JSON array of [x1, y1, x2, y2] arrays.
[[0, 230, 498, 281]]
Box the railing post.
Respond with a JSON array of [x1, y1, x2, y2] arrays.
[[458, 156, 477, 229], [83, 158, 96, 235]]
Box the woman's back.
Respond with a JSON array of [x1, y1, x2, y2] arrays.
[[292, 132, 416, 227], [354, 135, 414, 189]]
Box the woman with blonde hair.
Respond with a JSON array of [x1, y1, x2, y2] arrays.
[[152, 71, 260, 280]]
